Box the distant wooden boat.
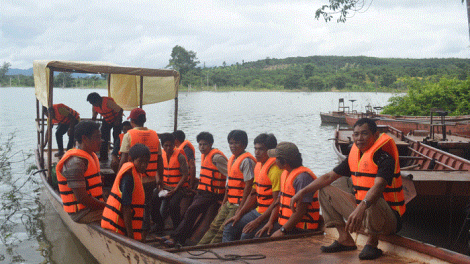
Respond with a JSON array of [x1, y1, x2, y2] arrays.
[[320, 98, 356, 124], [35, 61, 470, 263], [345, 111, 470, 137]]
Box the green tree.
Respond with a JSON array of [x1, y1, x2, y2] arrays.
[[304, 64, 315, 79], [284, 72, 302, 90], [167, 45, 200, 75], [380, 73, 397, 87], [0, 62, 11, 80], [54, 72, 73, 87], [305, 76, 325, 91]]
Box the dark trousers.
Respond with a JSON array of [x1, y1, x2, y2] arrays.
[[56, 123, 73, 152], [172, 190, 223, 244], [100, 120, 121, 159], [152, 188, 185, 232], [142, 181, 157, 230]]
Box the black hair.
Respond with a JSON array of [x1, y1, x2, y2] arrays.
[[254, 133, 277, 150], [86, 92, 101, 104], [131, 114, 146, 126], [173, 130, 186, 142], [129, 143, 151, 160], [353, 118, 378, 134], [227, 130, 248, 147], [196, 132, 214, 144], [160, 133, 176, 145], [121, 121, 132, 129], [74, 120, 100, 144]]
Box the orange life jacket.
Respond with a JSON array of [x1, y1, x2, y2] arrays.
[[128, 129, 160, 177], [254, 157, 277, 214], [177, 140, 195, 162], [162, 148, 189, 188], [56, 149, 103, 213], [52, 104, 80, 125], [101, 162, 145, 240], [227, 152, 256, 204], [279, 166, 320, 230], [197, 149, 227, 194], [118, 133, 124, 155], [348, 133, 406, 216], [93, 97, 120, 124]]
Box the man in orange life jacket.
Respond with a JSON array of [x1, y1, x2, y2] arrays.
[[56, 121, 106, 223], [166, 132, 228, 247], [118, 108, 163, 236], [101, 143, 150, 241], [173, 130, 196, 189], [87, 92, 123, 161], [43, 104, 80, 157], [223, 133, 283, 242], [151, 133, 189, 233], [198, 130, 256, 245], [290, 118, 405, 260], [265, 142, 321, 238]]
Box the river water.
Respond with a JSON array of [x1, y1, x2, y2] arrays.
[[0, 87, 398, 263]]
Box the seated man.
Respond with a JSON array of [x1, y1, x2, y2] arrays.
[[152, 133, 189, 233], [87, 92, 123, 161], [291, 118, 405, 260], [43, 104, 80, 157], [56, 121, 106, 223], [223, 133, 282, 241], [198, 130, 256, 245], [102, 144, 150, 241], [267, 142, 322, 238], [165, 132, 228, 247], [173, 130, 196, 189]]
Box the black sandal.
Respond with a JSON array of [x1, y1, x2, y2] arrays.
[[359, 245, 383, 260], [321, 240, 357, 253]]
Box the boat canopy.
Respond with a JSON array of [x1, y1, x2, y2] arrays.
[[33, 60, 180, 110]]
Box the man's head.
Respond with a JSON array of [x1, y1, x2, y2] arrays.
[[74, 120, 101, 152], [43, 106, 55, 119], [160, 133, 176, 156], [128, 143, 151, 173], [121, 121, 132, 134], [197, 132, 214, 155], [254, 133, 277, 163], [128, 108, 146, 127], [227, 130, 248, 156], [352, 118, 379, 152], [268, 142, 302, 169], [173, 130, 186, 145], [86, 92, 102, 106]]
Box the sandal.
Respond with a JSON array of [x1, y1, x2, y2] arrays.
[[321, 240, 357, 253], [359, 245, 383, 260]]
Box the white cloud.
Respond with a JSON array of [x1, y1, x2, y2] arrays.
[[1, 0, 468, 69]]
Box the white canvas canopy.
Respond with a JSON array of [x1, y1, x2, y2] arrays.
[[33, 60, 180, 110]]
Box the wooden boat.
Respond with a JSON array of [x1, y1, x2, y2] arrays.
[[320, 98, 356, 124], [345, 110, 470, 137], [35, 61, 470, 263]]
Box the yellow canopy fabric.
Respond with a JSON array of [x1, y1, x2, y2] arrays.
[[33, 60, 180, 110]]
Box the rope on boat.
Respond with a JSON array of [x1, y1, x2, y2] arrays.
[[186, 249, 266, 263]]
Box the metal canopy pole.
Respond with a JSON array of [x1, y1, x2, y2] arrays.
[[47, 68, 54, 184], [173, 75, 179, 132]]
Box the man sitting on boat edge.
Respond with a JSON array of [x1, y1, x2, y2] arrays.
[[290, 118, 405, 260], [56, 121, 106, 223]]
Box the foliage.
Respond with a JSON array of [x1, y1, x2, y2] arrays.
[[167, 45, 200, 76], [315, 0, 374, 23], [382, 77, 470, 116]]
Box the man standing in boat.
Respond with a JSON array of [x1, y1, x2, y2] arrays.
[[118, 108, 163, 237], [86, 92, 123, 161], [56, 120, 106, 223], [43, 104, 80, 157], [290, 118, 405, 260]]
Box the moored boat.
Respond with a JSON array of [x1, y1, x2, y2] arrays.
[[35, 61, 470, 263], [320, 98, 356, 124]]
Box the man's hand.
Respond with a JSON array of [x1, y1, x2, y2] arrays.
[[242, 218, 261, 234], [224, 213, 241, 226], [165, 189, 176, 197], [290, 190, 304, 213], [255, 222, 274, 237], [345, 203, 366, 233], [270, 229, 284, 238]]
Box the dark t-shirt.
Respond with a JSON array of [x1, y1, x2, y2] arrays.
[[183, 145, 195, 161], [293, 172, 315, 203], [119, 173, 134, 206], [333, 149, 395, 185]]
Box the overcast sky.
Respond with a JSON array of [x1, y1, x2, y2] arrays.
[[1, 0, 469, 70]]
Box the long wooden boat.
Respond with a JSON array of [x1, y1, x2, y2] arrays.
[[345, 112, 470, 137], [35, 61, 470, 263], [320, 98, 354, 124]]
